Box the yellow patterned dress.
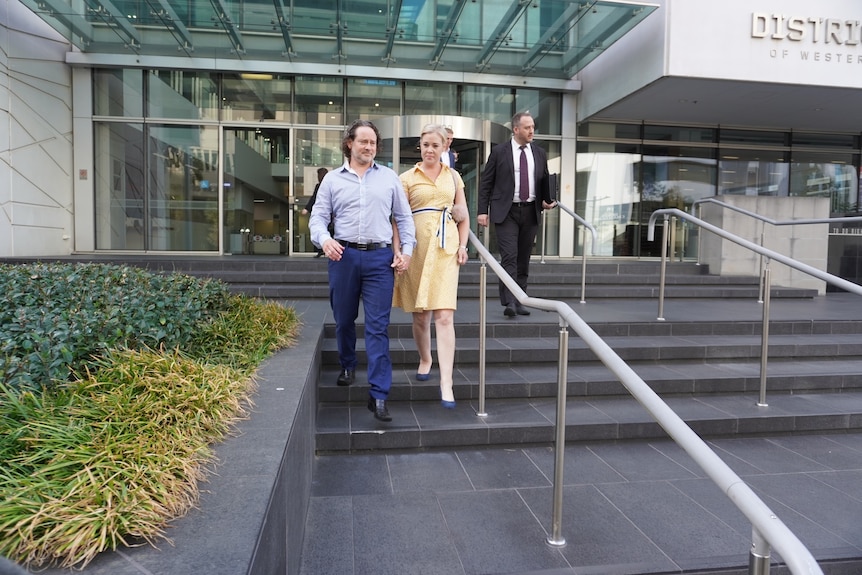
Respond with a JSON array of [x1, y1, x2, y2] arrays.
[[393, 164, 465, 312]]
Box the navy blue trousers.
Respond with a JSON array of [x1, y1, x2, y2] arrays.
[[328, 247, 395, 400]]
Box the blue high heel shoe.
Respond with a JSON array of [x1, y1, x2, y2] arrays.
[[415, 372, 430, 381], [441, 399, 456, 409]]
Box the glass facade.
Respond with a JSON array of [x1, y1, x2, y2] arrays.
[[577, 122, 862, 266], [93, 70, 563, 255]]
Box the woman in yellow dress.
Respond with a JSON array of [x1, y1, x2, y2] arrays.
[[393, 124, 469, 408]]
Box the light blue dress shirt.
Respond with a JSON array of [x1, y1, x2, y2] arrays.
[[309, 160, 415, 256]]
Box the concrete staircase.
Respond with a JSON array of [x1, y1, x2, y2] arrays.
[[315, 315, 862, 453]]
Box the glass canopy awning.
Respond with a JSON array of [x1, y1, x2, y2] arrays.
[[21, 0, 656, 83]]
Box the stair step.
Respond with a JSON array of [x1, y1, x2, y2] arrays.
[[316, 359, 862, 404], [315, 392, 862, 452], [319, 333, 862, 366]]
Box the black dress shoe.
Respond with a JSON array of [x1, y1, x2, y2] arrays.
[[515, 302, 531, 316], [504, 303, 517, 317], [367, 397, 392, 421], [336, 369, 355, 386]]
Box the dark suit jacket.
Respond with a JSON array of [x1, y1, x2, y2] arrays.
[[478, 140, 551, 224]]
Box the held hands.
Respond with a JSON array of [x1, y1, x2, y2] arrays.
[[542, 200, 558, 210], [392, 253, 411, 275], [457, 246, 468, 265]]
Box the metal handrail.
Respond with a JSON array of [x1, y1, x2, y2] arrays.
[[690, 198, 862, 300], [468, 227, 823, 575], [647, 208, 862, 303], [539, 202, 598, 304], [648, 208, 862, 407]]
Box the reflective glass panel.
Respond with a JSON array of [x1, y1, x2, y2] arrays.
[[293, 128, 344, 254], [404, 82, 457, 116], [147, 125, 219, 251], [718, 148, 789, 196], [462, 86, 513, 125], [516, 90, 562, 136], [644, 125, 716, 143], [579, 122, 641, 140], [576, 149, 642, 257], [788, 152, 858, 212], [94, 69, 143, 117], [94, 122, 145, 249], [222, 127, 292, 255], [221, 73, 292, 122], [295, 76, 343, 125], [147, 70, 218, 120], [346, 78, 401, 120]]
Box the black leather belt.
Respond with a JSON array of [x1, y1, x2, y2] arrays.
[[337, 240, 391, 251], [513, 201, 535, 207]]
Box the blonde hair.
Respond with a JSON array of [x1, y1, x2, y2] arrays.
[[420, 124, 449, 146]]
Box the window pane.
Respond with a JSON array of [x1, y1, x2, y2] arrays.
[[516, 90, 561, 135], [404, 81, 457, 115], [579, 122, 641, 140], [222, 127, 292, 255], [788, 154, 858, 212], [718, 148, 789, 196], [792, 132, 859, 149], [94, 122, 145, 249], [346, 78, 401, 120], [295, 76, 343, 125], [535, 139, 561, 255], [644, 125, 715, 143], [94, 69, 142, 117], [221, 73, 292, 122], [147, 125, 219, 251], [576, 151, 641, 257], [147, 70, 218, 120], [720, 128, 788, 146], [462, 86, 513, 125]]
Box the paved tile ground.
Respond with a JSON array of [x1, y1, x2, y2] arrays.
[[296, 293, 862, 575]]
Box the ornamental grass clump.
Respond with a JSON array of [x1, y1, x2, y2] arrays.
[[0, 263, 299, 569]]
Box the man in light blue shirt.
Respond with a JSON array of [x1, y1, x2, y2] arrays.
[[310, 119, 416, 422]]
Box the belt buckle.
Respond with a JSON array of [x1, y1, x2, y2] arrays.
[[356, 243, 369, 251]]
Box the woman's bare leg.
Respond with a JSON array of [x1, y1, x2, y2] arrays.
[[412, 311, 433, 374], [434, 309, 456, 402]]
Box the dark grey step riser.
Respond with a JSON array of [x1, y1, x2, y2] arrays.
[[315, 412, 862, 453], [206, 271, 741, 285], [229, 285, 815, 299], [321, 343, 862, 366], [321, 321, 862, 339], [318, 373, 862, 404]]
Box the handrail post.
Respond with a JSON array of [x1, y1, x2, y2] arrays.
[[758, 222, 765, 303], [679, 218, 686, 262], [580, 226, 587, 304], [695, 203, 703, 266], [749, 526, 771, 575], [546, 318, 569, 548], [540, 210, 547, 264], [758, 263, 771, 407], [476, 230, 489, 418], [657, 214, 669, 321], [670, 216, 677, 260]]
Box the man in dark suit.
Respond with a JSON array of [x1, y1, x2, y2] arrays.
[[478, 112, 556, 317]]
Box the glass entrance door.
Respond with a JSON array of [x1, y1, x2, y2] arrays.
[[222, 127, 292, 255]]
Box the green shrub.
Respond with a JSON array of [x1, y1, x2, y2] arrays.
[[0, 262, 300, 568], [0, 263, 230, 391]]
